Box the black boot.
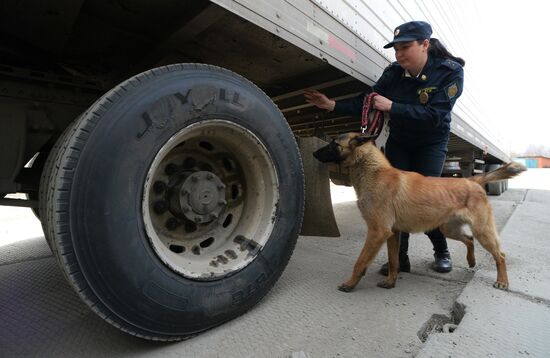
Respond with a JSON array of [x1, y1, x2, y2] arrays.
[[378, 255, 411, 276], [432, 250, 452, 273]]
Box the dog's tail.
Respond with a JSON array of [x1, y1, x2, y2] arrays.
[[468, 162, 527, 186]]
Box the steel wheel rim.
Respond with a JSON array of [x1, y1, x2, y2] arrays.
[[142, 119, 279, 280]]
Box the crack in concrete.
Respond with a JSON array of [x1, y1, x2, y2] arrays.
[[470, 276, 550, 308], [417, 302, 466, 342], [506, 288, 550, 308]]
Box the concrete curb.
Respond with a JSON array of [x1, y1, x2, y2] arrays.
[[418, 189, 550, 358]]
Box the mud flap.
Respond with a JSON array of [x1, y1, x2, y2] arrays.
[[297, 136, 340, 237]]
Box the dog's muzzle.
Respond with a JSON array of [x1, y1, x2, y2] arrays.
[[313, 140, 342, 163]]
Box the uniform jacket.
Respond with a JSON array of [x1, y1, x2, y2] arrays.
[[334, 55, 464, 145]]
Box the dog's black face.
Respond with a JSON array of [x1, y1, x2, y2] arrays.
[[313, 140, 343, 163], [313, 133, 377, 164]]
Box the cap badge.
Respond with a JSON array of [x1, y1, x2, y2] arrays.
[[394, 28, 400, 36], [421, 74, 427, 81]]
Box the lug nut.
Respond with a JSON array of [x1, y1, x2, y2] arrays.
[[218, 200, 227, 206], [210, 213, 218, 219], [153, 201, 169, 214], [206, 173, 213, 180], [165, 218, 180, 231], [195, 216, 202, 223], [153, 181, 166, 194], [192, 175, 199, 182], [217, 184, 225, 190]]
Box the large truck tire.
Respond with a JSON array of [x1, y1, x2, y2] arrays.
[[486, 164, 503, 195], [39, 118, 80, 249], [39, 64, 305, 340]]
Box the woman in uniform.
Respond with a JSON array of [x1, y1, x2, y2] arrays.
[[304, 21, 465, 274]]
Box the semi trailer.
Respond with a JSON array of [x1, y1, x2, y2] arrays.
[[0, 0, 510, 340]]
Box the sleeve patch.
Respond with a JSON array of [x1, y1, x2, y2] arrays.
[[447, 83, 459, 99]]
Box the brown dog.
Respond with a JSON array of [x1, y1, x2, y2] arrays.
[[313, 132, 526, 292]]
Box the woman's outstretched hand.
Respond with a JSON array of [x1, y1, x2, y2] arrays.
[[304, 89, 335, 111]]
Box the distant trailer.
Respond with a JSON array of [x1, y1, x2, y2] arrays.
[[514, 156, 550, 168]]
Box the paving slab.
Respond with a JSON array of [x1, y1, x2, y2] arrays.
[[418, 278, 550, 358], [418, 189, 550, 358]]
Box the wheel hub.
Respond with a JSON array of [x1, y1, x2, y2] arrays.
[[180, 171, 226, 223]]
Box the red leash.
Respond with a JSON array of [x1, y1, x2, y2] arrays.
[[361, 92, 384, 136]]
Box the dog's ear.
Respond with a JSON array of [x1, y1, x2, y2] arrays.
[[350, 134, 377, 147]]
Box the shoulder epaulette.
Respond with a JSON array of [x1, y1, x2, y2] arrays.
[[439, 58, 462, 71]]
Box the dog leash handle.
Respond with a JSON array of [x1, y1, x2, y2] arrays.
[[361, 92, 383, 135]]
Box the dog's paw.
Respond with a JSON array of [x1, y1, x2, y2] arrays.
[[493, 281, 508, 290], [337, 284, 355, 292], [376, 280, 396, 289]]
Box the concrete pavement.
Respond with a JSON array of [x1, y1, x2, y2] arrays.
[[1, 183, 549, 357]]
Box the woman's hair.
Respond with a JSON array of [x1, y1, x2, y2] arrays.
[[419, 38, 465, 67]]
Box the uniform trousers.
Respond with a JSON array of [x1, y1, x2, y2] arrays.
[[384, 134, 449, 255]]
